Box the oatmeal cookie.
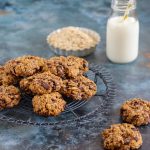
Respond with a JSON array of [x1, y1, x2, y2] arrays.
[[32, 92, 66, 116], [67, 56, 88, 74], [102, 123, 143, 150], [121, 98, 150, 126], [4, 55, 46, 77], [20, 71, 63, 95], [44, 56, 88, 79], [61, 75, 97, 100], [0, 65, 18, 85], [0, 85, 21, 110]]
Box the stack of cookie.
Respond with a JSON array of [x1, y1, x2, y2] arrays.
[[102, 98, 150, 150], [0, 55, 97, 116]]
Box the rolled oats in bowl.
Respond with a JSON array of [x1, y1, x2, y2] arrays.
[[47, 26, 100, 56]]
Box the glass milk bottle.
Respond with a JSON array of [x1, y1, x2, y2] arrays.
[[106, 0, 139, 63]]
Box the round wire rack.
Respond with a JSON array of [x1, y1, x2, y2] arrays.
[[0, 57, 115, 127]]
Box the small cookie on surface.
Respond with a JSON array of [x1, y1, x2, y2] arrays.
[[20, 71, 63, 95], [0, 85, 21, 110], [102, 123, 143, 150], [121, 98, 150, 126], [4, 55, 46, 77], [44, 56, 88, 79], [61, 75, 97, 100], [32, 92, 66, 116], [0, 66, 19, 85]]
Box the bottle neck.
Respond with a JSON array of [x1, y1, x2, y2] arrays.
[[111, 9, 136, 17], [111, 0, 136, 11], [111, 0, 137, 18]]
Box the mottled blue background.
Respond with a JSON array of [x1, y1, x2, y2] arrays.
[[0, 0, 150, 149]]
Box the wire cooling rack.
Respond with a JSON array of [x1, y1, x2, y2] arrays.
[[0, 58, 115, 127]]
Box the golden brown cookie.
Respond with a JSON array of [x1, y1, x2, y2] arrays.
[[0, 65, 18, 85], [20, 71, 63, 95], [67, 56, 89, 74], [61, 75, 97, 100], [4, 55, 46, 77], [32, 92, 66, 116], [44, 56, 88, 79], [0, 85, 21, 110], [121, 98, 150, 126], [102, 123, 143, 150]]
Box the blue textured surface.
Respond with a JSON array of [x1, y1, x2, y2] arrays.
[[0, 0, 150, 149]]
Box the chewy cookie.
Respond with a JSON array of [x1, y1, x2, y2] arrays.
[[32, 92, 66, 116], [4, 55, 46, 77], [44, 56, 88, 79], [102, 123, 143, 150], [20, 71, 63, 95], [61, 75, 97, 100], [0, 65, 18, 85], [121, 98, 150, 126], [0, 85, 21, 110]]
